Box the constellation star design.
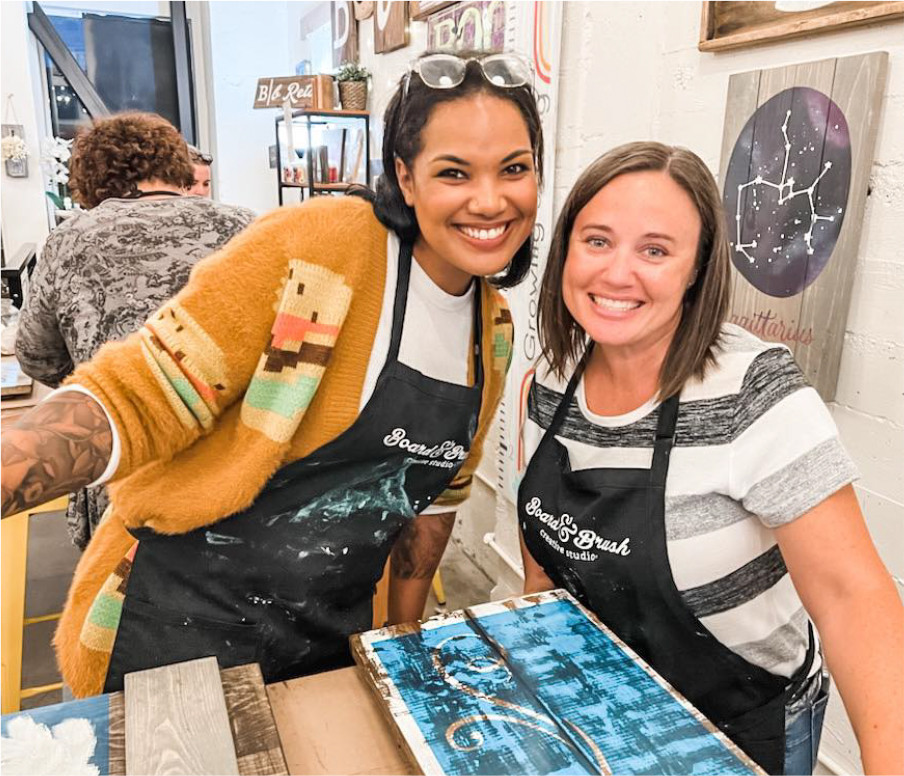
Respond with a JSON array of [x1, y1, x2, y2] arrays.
[[734, 108, 838, 264]]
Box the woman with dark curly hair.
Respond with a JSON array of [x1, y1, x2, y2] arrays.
[[15, 112, 256, 548], [68, 112, 195, 207]]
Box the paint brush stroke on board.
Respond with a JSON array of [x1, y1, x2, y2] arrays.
[[362, 593, 760, 775], [1, 695, 110, 775]]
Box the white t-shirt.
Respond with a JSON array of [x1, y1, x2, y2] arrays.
[[60, 232, 476, 517]]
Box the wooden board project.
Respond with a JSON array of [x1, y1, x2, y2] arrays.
[[351, 590, 764, 776], [718, 52, 888, 400], [1, 694, 123, 775], [1, 663, 284, 776], [125, 656, 238, 775]]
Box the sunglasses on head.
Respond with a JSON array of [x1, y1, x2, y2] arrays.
[[404, 52, 533, 98]]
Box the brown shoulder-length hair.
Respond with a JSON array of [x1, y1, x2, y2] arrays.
[[68, 112, 195, 208], [538, 141, 732, 400]]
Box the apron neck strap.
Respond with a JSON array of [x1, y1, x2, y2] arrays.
[[547, 344, 591, 435], [651, 393, 680, 485], [386, 241, 413, 363]]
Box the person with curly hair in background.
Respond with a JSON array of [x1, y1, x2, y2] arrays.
[[15, 112, 256, 549]]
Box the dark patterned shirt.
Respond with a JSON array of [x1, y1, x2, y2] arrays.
[[15, 195, 256, 547]]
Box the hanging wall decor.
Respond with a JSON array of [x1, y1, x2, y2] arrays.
[[354, 1, 375, 20], [410, 1, 457, 21], [700, 1, 904, 52], [2, 97, 29, 178], [718, 52, 888, 400], [333, 0, 359, 67], [426, 1, 506, 52], [374, 0, 409, 53]]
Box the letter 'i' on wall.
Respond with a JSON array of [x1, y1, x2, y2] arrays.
[[718, 52, 889, 401], [332, 1, 358, 68], [373, 0, 408, 53]]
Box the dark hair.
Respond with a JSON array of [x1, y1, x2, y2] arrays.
[[538, 141, 732, 400], [68, 112, 195, 208], [351, 53, 544, 288]]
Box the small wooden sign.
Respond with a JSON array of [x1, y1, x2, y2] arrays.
[[374, 0, 409, 53], [253, 75, 334, 110], [332, 0, 358, 67], [427, 0, 506, 52]]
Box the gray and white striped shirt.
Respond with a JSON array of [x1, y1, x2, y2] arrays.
[[522, 323, 857, 677]]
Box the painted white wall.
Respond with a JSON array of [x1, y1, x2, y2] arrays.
[[0, 2, 51, 257], [204, 1, 292, 214]]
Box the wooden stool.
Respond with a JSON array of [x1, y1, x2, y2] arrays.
[[1, 496, 69, 713]]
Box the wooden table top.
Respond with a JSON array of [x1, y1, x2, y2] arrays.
[[267, 666, 412, 776]]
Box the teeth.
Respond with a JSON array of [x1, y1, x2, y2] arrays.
[[590, 294, 641, 311], [460, 225, 506, 241]]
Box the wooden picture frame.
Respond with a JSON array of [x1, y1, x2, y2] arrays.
[[410, 1, 458, 21], [699, 1, 904, 52]]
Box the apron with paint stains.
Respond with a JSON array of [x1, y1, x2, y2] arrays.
[[104, 241, 484, 690], [518, 354, 814, 774]]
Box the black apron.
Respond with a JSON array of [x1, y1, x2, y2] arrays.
[[518, 353, 814, 775], [105, 242, 483, 690]]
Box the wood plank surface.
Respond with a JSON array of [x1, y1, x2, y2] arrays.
[[795, 52, 889, 397], [125, 656, 239, 776], [220, 664, 288, 776], [267, 667, 413, 776], [109, 691, 126, 775]]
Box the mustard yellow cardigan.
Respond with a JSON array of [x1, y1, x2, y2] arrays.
[[55, 196, 514, 697]]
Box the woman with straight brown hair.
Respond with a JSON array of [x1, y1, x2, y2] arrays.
[[517, 141, 902, 775]]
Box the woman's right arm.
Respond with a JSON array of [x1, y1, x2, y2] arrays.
[[1, 391, 112, 517], [520, 533, 556, 594]]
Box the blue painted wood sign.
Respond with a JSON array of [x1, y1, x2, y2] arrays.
[[351, 590, 764, 775], [1, 694, 120, 775]]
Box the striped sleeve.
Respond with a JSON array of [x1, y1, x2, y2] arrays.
[[729, 348, 858, 527]]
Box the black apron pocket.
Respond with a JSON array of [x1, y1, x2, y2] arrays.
[[720, 694, 787, 775], [104, 596, 262, 692]]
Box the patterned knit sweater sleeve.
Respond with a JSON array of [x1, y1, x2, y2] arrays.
[[67, 198, 364, 488]]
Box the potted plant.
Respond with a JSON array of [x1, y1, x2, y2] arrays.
[[336, 62, 370, 111]]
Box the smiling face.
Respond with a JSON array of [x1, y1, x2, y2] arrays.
[[395, 93, 538, 295], [562, 170, 701, 362]]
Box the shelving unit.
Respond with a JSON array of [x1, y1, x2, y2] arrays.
[[274, 109, 370, 205]]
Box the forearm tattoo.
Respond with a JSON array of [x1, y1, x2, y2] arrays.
[[391, 512, 456, 580], [1, 392, 112, 517]]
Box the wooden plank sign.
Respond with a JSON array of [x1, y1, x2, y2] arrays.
[[125, 656, 238, 775], [253, 75, 334, 110], [373, 0, 409, 53], [332, 0, 358, 67], [351, 590, 764, 775], [718, 52, 888, 400], [427, 0, 507, 53], [1, 694, 122, 775], [700, 2, 904, 52]]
